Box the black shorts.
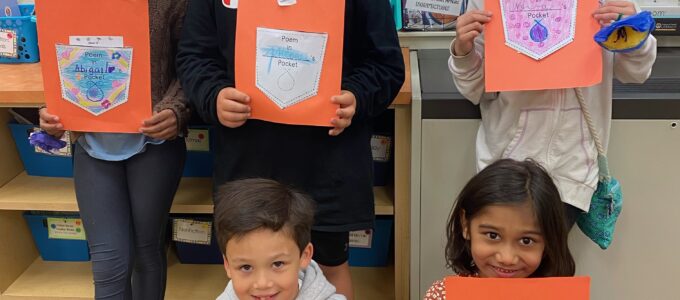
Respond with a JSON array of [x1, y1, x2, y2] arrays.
[[311, 230, 349, 267]]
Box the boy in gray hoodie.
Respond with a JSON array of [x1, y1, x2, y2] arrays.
[[214, 179, 346, 300]]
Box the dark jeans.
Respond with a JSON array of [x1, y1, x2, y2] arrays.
[[74, 139, 185, 300]]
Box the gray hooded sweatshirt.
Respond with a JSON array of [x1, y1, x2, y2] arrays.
[[216, 260, 346, 300]]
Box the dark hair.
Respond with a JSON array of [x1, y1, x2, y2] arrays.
[[445, 159, 575, 277], [214, 178, 315, 256]]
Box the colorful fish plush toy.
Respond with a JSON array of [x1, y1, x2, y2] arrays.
[[594, 11, 655, 53]]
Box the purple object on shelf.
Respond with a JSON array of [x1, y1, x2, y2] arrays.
[[28, 131, 66, 153]]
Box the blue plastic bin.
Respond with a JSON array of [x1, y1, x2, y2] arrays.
[[23, 212, 90, 261], [0, 4, 39, 63], [8, 123, 73, 177], [171, 215, 223, 264], [349, 217, 393, 267], [182, 127, 213, 177]]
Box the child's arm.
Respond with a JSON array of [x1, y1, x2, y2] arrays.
[[340, 1, 405, 122], [449, 0, 493, 105], [176, 0, 232, 126]]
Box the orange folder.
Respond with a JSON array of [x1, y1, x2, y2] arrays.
[[444, 276, 590, 299], [36, 0, 151, 133], [484, 0, 602, 91], [235, 0, 345, 127]]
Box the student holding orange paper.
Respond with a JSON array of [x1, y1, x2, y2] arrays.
[[449, 0, 656, 226], [424, 159, 575, 299], [176, 1, 404, 298], [38, 0, 190, 298]]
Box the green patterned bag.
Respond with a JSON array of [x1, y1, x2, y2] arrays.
[[575, 89, 623, 250]]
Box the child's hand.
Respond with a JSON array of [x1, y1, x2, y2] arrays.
[[140, 109, 178, 140], [329, 90, 356, 136], [38, 107, 65, 138], [453, 10, 493, 56], [216, 87, 251, 128], [593, 1, 636, 25]]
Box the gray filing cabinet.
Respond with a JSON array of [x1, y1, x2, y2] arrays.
[[410, 48, 680, 299]]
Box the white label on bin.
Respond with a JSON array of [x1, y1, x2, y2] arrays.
[[0, 29, 17, 58], [69, 36, 124, 48], [185, 129, 210, 152], [404, 0, 462, 16], [349, 229, 373, 249], [173, 219, 212, 245], [32, 128, 72, 157], [371, 135, 391, 162], [47, 218, 86, 240]]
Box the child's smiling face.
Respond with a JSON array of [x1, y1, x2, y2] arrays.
[[463, 201, 545, 278], [224, 228, 313, 300]]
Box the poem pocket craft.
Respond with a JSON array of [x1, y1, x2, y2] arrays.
[[56, 45, 133, 116], [255, 28, 327, 109], [500, 0, 577, 60]]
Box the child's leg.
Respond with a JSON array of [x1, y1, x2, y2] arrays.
[[73, 143, 134, 300], [311, 231, 354, 300], [126, 139, 186, 300]]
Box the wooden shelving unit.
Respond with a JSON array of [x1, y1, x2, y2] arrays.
[[1, 257, 394, 300], [0, 49, 411, 300]]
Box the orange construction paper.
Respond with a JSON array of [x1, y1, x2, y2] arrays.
[[235, 0, 345, 127], [484, 0, 602, 91], [36, 0, 151, 133], [444, 276, 590, 299]]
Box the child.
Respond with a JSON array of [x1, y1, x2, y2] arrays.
[[424, 159, 575, 299], [214, 178, 346, 300], [39, 0, 190, 298], [450, 0, 657, 226], [176, 1, 404, 298]]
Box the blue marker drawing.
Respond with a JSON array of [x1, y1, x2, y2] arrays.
[[261, 46, 315, 74], [530, 19, 549, 42]]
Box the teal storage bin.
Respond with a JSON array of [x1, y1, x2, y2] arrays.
[[349, 217, 393, 267], [183, 126, 213, 177], [8, 122, 73, 177], [0, 4, 39, 63], [24, 212, 90, 261]]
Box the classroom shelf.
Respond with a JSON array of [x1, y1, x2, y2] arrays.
[[0, 64, 44, 107], [0, 172, 395, 215], [1, 256, 394, 300]]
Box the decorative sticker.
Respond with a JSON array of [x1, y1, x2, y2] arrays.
[[255, 27, 327, 109], [172, 219, 212, 245], [47, 217, 86, 240], [56, 45, 133, 116], [0, 29, 17, 58], [500, 0, 577, 60]]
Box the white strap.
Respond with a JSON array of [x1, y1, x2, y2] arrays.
[[575, 88, 605, 156], [575, 88, 611, 178]]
